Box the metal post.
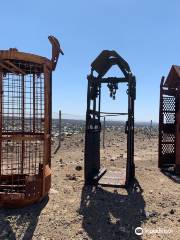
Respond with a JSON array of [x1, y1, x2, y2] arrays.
[[0, 71, 2, 177], [103, 116, 106, 148], [158, 77, 164, 168], [150, 120, 152, 137], [43, 65, 51, 195], [54, 110, 61, 154], [33, 74, 36, 133], [21, 74, 25, 174], [59, 110, 61, 148]]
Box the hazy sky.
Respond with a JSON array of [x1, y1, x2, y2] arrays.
[[1, 0, 180, 122]]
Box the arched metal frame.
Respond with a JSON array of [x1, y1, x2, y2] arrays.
[[0, 36, 63, 207], [84, 50, 136, 187]]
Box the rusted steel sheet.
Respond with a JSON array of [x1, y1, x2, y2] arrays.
[[165, 65, 180, 88]]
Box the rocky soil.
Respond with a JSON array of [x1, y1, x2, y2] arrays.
[[0, 128, 180, 240]]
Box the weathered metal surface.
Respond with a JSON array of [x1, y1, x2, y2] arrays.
[[159, 67, 180, 175], [84, 50, 136, 187], [158, 79, 176, 168], [98, 170, 126, 187], [165, 65, 180, 88], [0, 37, 63, 71], [0, 164, 51, 208], [0, 36, 63, 208], [48, 35, 64, 70]]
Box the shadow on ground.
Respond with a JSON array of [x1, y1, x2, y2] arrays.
[[79, 179, 146, 240], [0, 196, 48, 240], [161, 169, 180, 184]]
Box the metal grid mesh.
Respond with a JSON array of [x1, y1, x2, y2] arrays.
[[160, 95, 176, 161], [0, 61, 45, 193], [1, 140, 43, 175], [163, 96, 176, 112], [2, 64, 44, 133]]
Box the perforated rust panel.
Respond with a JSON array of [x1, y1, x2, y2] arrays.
[[159, 94, 176, 167]]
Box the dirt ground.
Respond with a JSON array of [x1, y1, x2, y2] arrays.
[[0, 129, 180, 240]]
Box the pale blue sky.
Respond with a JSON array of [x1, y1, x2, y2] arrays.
[[1, 0, 180, 122]]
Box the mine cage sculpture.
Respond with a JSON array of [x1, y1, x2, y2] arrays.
[[159, 65, 180, 174], [84, 50, 136, 187], [0, 36, 63, 207]]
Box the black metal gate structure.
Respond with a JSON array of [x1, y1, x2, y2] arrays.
[[84, 50, 136, 187]]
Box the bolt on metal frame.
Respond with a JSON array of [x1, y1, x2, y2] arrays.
[[0, 36, 63, 207], [84, 50, 136, 187]]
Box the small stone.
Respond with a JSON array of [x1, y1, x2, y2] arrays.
[[171, 201, 177, 206], [151, 219, 157, 224], [50, 188, 58, 194], [163, 213, 168, 217], [145, 211, 150, 218], [75, 165, 82, 171], [149, 211, 159, 217], [76, 229, 83, 235], [145, 210, 159, 219], [66, 174, 77, 181], [170, 209, 176, 214]]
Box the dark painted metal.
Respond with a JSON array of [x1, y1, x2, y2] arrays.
[[84, 50, 136, 187], [158, 70, 178, 170], [0, 71, 2, 178], [158, 67, 180, 174]]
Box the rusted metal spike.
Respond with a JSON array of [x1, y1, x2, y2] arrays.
[[48, 35, 64, 70]]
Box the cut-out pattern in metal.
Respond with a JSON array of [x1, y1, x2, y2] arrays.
[[158, 70, 180, 172]]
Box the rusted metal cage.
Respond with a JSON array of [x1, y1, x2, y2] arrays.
[[0, 36, 63, 207], [159, 65, 180, 174]]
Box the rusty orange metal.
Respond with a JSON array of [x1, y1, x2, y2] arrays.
[[0, 36, 63, 207]]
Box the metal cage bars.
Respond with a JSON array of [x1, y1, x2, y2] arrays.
[[0, 36, 63, 207]]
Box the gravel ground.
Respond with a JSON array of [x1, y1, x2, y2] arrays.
[[0, 129, 180, 240]]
